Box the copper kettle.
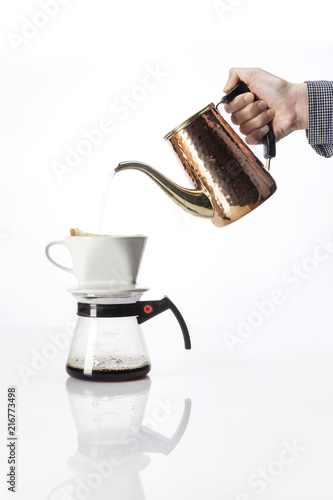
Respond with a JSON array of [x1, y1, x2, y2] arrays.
[[115, 81, 277, 228]]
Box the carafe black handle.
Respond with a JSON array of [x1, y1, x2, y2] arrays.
[[136, 296, 191, 349], [217, 80, 276, 160]]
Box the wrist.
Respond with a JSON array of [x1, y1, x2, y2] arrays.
[[293, 83, 309, 131]]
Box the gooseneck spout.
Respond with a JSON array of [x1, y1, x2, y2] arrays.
[[115, 161, 214, 219]]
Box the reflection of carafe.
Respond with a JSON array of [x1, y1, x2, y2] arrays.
[[48, 378, 191, 500]]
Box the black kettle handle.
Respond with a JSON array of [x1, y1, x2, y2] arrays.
[[217, 80, 276, 160], [136, 296, 191, 349]]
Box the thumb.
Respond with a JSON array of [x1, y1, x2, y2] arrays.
[[223, 67, 252, 92]]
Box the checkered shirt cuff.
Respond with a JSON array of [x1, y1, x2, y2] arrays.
[[305, 81, 333, 158]]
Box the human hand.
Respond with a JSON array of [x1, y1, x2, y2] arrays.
[[223, 67, 308, 145]]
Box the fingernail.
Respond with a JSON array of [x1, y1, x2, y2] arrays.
[[266, 109, 274, 119], [258, 101, 267, 111], [224, 104, 230, 113], [244, 93, 253, 103]]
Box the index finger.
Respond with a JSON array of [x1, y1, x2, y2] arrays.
[[223, 92, 254, 113]]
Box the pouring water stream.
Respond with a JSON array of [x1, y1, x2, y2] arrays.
[[97, 169, 115, 234]]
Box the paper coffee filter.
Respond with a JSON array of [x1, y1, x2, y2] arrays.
[[70, 228, 144, 236], [70, 228, 108, 236]]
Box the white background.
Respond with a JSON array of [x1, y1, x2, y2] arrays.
[[0, 0, 332, 333], [1, 1, 333, 499]]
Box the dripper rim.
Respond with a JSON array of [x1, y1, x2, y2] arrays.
[[65, 235, 147, 239]]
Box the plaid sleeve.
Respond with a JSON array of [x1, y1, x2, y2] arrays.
[[305, 81, 333, 158]]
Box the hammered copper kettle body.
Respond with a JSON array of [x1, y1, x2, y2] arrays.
[[115, 81, 277, 228]]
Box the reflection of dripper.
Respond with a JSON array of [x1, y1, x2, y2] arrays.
[[48, 377, 191, 500]]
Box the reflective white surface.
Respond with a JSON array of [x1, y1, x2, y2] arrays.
[[1, 4, 332, 499], [1, 323, 333, 499]]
